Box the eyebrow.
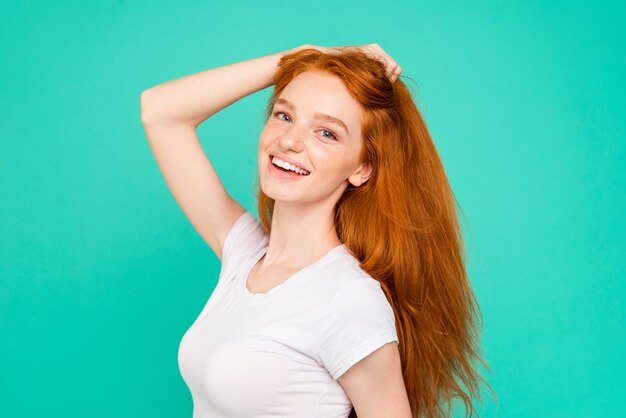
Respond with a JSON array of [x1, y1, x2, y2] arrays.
[[274, 98, 350, 136]]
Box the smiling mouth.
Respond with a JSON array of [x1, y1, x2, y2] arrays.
[[269, 154, 310, 176]]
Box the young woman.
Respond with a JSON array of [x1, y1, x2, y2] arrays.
[[141, 43, 492, 418]]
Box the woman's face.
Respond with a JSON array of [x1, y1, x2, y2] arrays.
[[258, 71, 372, 206]]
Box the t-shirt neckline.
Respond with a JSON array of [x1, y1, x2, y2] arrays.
[[240, 243, 346, 300]]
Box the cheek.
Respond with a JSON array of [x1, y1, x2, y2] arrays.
[[258, 128, 272, 150], [259, 124, 278, 145], [307, 150, 342, 179], [325, 154, 360, 180]]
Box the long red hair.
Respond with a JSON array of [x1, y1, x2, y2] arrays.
[[255, 47, 495, 417]]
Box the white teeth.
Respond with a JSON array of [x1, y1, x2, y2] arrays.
[[271, 156, 310, 175]]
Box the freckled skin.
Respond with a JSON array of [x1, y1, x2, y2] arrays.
[[258, 71, 372, 208]]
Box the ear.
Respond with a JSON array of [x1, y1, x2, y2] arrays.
[[348, 162, 373, 187]]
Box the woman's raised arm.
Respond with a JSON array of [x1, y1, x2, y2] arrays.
[[140, 44, 310, 127], [139, 45, 309, 261]]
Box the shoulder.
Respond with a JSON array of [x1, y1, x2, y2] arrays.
[[323, 245, 384, 296], [326, 275, 394, 320], [317, 293, 398, 380], [316, 252, 398, 381]]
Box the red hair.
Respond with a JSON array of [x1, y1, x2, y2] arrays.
[[255, 47, 495, 417]]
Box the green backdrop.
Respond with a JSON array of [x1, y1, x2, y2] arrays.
[[1, 1, 624, 417]]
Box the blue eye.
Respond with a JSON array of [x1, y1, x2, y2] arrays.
[[273, 111, 291, 122], [320, 129, 338, 140], [273, 111, 338, 141]]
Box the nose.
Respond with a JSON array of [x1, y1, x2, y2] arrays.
[[278, 124, 306, 152]]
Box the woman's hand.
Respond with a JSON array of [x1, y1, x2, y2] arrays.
[[307, 43, 403, 83]]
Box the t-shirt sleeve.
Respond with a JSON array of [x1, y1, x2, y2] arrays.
[[317, 279, 399, 381], [221, 210, 268, 268]]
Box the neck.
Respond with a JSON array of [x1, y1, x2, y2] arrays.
[[262, 199, 342, 269]]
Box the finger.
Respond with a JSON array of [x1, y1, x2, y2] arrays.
[[359, 44, 399, 79], [370, 44, 395, 64], [387, 64, 401, 80], [391, 65, 404, 83]]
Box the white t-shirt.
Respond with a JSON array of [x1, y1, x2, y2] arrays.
[[178, 210, 399, 418]]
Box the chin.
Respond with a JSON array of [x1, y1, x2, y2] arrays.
[[260, 186, 294, 203], [258, 175, 280, 199]]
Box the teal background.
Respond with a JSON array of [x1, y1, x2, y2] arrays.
[[1, 1, 624, 417]]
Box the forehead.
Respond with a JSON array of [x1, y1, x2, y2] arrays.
[[276, 71, 362, 129]]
